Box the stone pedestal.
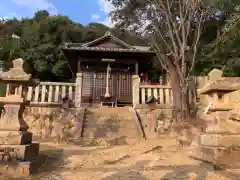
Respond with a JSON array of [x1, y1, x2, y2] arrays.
[[0, 131, 32, 145], [0, 109, 41, 176], [194, 119, 240, 169], [0, 156, 45, 177], [195, 143, 240, 169]]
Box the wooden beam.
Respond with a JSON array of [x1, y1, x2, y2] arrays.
[[81, 57, 137, 64]]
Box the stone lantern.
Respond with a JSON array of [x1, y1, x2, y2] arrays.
[[0, 58, 40, 176], [192, 69, 240, 169]]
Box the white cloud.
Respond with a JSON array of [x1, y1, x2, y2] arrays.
[[100, 18, 114, 27], [12, 0, 57, 15], [97, 0, 115, 27], [91, 14, 100, 21], [98, 0, 114, 14]]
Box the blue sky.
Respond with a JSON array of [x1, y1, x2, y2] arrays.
[[0, 0, 113, 26]]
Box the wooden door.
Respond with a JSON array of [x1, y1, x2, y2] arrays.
[[115, 71, 132, 103], [83, 70, 132, 104], [82, 71, 94, 103], [93, 71, 106, 102]]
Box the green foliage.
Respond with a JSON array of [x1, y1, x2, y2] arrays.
[[196, 0, 240, 76], [0, 11, 145, 81]]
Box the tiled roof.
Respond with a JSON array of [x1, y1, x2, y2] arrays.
[[82, 31, 133, 49], [61, 31, 153, 53], [61, 43, 154, 53]]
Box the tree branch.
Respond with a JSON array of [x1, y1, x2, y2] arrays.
[[188, 10, 204, 77]]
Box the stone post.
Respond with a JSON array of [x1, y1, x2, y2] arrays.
[[75, 72, 83, 108], [132, 75, 140, 107]]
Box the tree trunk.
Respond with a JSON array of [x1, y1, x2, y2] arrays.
[[169, 68, 190, 122]]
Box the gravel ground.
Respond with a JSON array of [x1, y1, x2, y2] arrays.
[[1, 138, 239, 180]]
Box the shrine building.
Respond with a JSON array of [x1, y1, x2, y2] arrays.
[[61, 31, 156, 107]]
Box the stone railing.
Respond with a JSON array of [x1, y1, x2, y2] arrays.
[[25, 82, 76, 105], [139, 84, 173, 105], [132, 75, 173, 107]]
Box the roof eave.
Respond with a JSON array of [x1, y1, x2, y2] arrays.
[[61, 47, 155, 54]]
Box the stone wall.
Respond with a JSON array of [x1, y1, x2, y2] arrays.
[[23, 106, 85, 142]]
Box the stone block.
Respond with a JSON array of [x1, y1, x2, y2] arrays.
[[0, 155, 45, 177], [196, 145, 240, 169], [0, 143, 39, 161], [206, 121, 240, 134], [0, 131, 32, 145], [201, 134, 240, 147]]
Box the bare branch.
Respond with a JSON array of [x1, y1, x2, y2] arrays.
[[151, 38, 169, 71], [155, 0, 179, 59], [155, 25, 175, 56], [165, 0, 182, 51], [188, 10, 204, 77]]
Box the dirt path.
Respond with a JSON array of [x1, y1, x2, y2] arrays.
[[2, 138, 240, 180]]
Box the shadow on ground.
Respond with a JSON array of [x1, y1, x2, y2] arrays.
[[34, 147, 64, 174]]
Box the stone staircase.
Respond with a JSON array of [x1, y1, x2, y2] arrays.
[[81, 107, 143, 146]]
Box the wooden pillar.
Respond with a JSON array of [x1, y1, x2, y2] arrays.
[[135, 61, 139, 75], [75, 72, 83, 108], [75, 57, 83, 107], [77, 57, 81, 72], [104, 63, 111, 98], [132, 75, 140, 107]]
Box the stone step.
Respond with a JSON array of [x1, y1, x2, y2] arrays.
[[82, 134, 139, 138], [84, 121, 134, 125], [82, 121, 137, 131], [86, 107, 131, 112], [83, 117, 133, 120], [85, 113, 133, 116], [81, 123, 138, 129], [80, 137, 139, 146], [81, 107, 140, 146], [83, 115, 135, 120], [82, 126, 137, 130], [0, 143, 39, 161], [81, 127, 138, 134], [85, 113, 132, 118], [82, 133, 139, 139], [83, 128, 137, 133]]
